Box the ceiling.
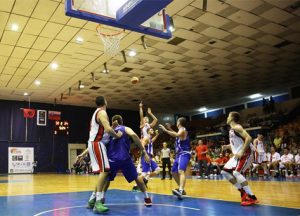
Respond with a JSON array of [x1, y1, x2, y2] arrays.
[[0, 0, 300, 114]]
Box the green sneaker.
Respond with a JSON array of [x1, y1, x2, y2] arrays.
[[93, 200, 109, 213], [87, 198, 96, 209]]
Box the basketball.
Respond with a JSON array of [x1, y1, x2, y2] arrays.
[[131, 77, 139, 84]]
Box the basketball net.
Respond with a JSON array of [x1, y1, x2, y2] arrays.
[[96, 25, 124, 56]]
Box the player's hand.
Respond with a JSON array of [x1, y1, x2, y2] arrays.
[[155, 130, 159, 135], [116, 130, 123, 138], [139, 102, 143, 108], [159, 124, 166, 131], [147, 107, 152, 114], [234, 151, 243, 159], [76, 155, 84, 164]]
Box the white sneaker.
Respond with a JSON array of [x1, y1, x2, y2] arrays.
[[289, 174, 294, 177], [204, 176, 208, 179], [213, 174, 217, 177]]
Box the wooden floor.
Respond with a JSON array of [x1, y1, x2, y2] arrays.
[[0, 174, 299, 209]]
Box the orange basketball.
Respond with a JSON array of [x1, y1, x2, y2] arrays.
[[131, 77, 139, 84]]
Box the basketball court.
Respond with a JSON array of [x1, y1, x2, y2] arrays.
[[0, 174, 299, 215], [0, 0, 300, 215]]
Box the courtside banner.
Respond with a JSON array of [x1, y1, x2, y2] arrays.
[[48, 111, 61, 121], [8, 147, 34, 174]]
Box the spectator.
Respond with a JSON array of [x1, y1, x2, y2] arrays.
[[195, 139, 209, 178], [294, 149, 300, 176], [267, 146, 281, 176], [280, 148, 294, 177], [273, 132, 282, 151]]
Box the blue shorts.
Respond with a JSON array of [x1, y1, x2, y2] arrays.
[[141, 156, 158, 173], [109, 158, 138, 183], [172, 153, 191, 173]]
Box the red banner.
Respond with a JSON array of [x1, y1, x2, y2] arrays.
[[23, 109, 36, 118], [48, 111, 61, 121]]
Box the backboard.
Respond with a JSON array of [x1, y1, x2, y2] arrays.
[[65, 0, 173, 39]]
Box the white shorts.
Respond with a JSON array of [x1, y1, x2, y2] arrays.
[[254, 152, 267, 164], [88, 141, 110, 173], [224, 148, 253, 173]]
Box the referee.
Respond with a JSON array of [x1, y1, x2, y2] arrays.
[[161, 142, 172, 180]]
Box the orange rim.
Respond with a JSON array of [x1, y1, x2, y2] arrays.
[[96, 24, 125, 37]]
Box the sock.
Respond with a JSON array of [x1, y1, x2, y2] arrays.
[[143, 191, 149, 198], [101, 191, 105, 199], [89, 192, 96, 201], [96, 192, 103, 201], [234, 183, 242, 190], [179, 187, 183, 192], [243, 186, 254, 195]]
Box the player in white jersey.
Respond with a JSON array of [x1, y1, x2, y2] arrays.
[[252, 134, 268, 176], [139, 102, 158, 139], [76, 96, 122, 213], [221, 112, 258, 206], [280, 148, 294, 177]]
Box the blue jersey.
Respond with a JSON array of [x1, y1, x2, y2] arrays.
[[145, 136, 153, 156], [107, 125, 131, 161], [175, 128, 190, 156]]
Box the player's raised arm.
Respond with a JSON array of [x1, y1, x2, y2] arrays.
[[139, 102, 144, 129], [151, 130, 159, 143], [159, 124, 185, 139], [98, 110, 122, 139], [148, 108, 158, 128]]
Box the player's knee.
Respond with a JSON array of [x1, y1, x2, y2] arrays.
[[232, 170, 240, 178], [221, 170, 233, 180]]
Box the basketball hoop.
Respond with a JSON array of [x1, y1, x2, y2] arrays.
[[96, 24, 125, 56]]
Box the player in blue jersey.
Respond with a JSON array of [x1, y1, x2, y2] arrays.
[[140, 128, 161, 185], [105, 115, 152, 207], [159, 117, 191, 200]]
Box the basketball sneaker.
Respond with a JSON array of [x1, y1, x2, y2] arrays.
[[87, 197, 96, 209], [144, 197, 152, 207], [100, 198, 105, 204], [172, 189, 183, 200], [241, 195, 258, 206], [174, 188, 187, 195], [248, 195, 259, 204], [93, 200, 109, 213]]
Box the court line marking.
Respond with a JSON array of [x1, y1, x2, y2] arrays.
[[33, 203, 200, 215], [121, 189, 300, 210]]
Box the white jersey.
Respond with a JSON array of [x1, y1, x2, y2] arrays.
[[88, 108, 110, 144], [280, 153, 293, 163], [229, 128, 244, 154], [141, 123, 150, 138], [267, 152, 280, 162], [255, 139, 265, 153], [161, 148, 170, 158]]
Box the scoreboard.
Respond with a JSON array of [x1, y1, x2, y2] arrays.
[[54, 121, 69, 135]]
